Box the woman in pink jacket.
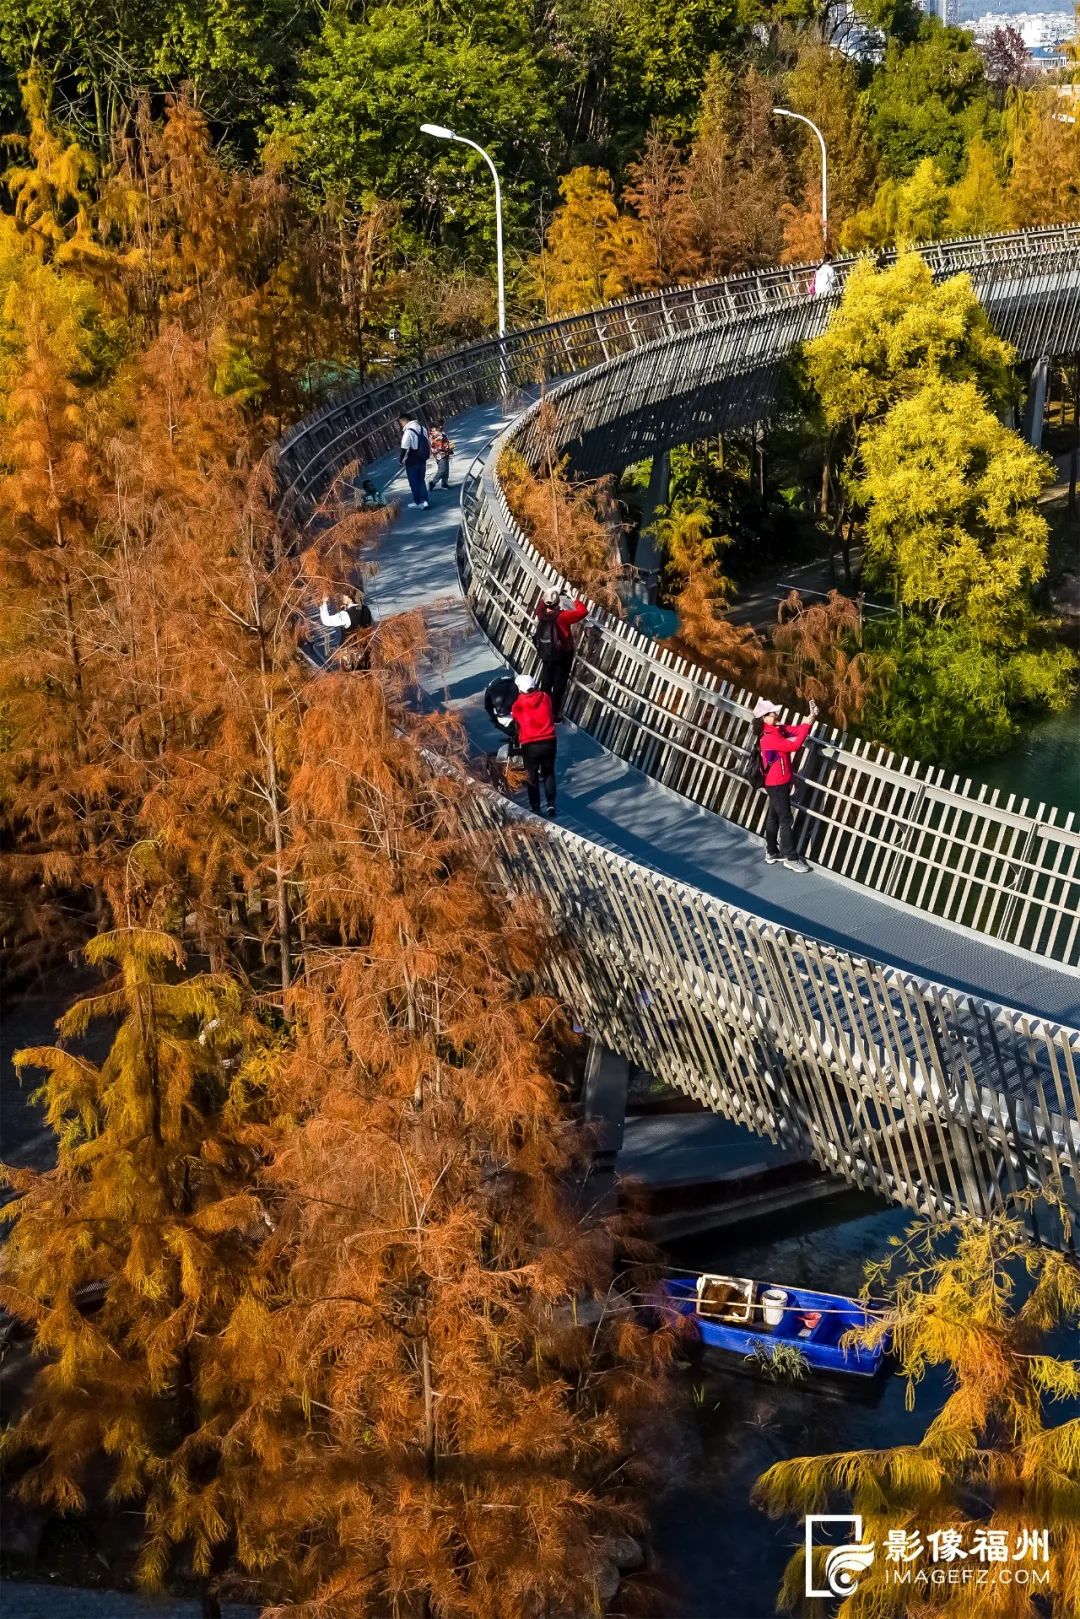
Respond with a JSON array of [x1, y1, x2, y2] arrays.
[[753, 696, 818, 873]]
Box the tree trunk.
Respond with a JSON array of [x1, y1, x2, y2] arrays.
[[841, 518, 854, 591], [251, 568, 292, 992], [420, 1331, 437, 1482], [1069, 356, 1079, 519]]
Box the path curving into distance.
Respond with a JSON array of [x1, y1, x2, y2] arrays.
[[283, 230, 1080, 1222]]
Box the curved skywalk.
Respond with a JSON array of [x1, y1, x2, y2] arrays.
[[356, 401, 1080, 1031]]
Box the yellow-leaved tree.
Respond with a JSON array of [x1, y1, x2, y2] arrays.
[[1005, 87, 1080, 228], [531, 166, 641, 316], [754, 1197, 1080, 1617], [1, 928, 268, 1613], [855, 377, 1054, 638]]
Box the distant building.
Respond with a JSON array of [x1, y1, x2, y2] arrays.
[[914, 0, 961, 21], [970, 9, 1077, 49], [1028, 41, 1072, 68]]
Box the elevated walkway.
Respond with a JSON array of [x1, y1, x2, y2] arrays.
[[289, 229, 1080, 1223], [363, 411, 1079, 1026]]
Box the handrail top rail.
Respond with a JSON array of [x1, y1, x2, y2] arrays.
[[475, 338, 1080, 847], [279, 223, 1080, 459]]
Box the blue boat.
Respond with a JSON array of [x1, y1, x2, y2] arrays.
[[657, 1272, 888, 1380]]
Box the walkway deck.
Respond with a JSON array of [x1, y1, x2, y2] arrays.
[[359, 401, 1080, 1029]]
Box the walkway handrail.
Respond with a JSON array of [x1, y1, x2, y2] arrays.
[[283, 226, 1080, 1223], [461, 244, 1080, 966], [467, 784, 1080, 1223], [282, 226, 1080, 967], [278, 224, 1080, 518]]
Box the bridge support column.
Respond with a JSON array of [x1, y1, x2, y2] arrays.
[[631, 451, 670, 591], [1021, 354, 1051, 448], [582, 1039, 629, 1212]]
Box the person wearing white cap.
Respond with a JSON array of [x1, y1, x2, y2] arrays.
[[510, 672, 558, 816], [534, 587, 587, 722], [752, 694, 818, 873]]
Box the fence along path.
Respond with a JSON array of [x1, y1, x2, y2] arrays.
[[279, 226, 1080, 513], [283, 243, 1080, 1222], [281, 226, 1080, 966], [461, 238, 1080, 967], [333, 407, 1080, 1225], [464, 788, 1080, 1222]]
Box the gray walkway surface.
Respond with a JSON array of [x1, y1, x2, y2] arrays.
[[359, 403, 1080, 1027], [0, 1586, 258, 1618], [618, 1113, 795, 1187]]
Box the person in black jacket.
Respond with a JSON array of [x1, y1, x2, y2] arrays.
[[534, 588, 588, 722], [320, 593, 374, 669]]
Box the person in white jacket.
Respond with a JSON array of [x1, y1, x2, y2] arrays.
[[320, 593, 373, 668], [813, 254, 837, 298]]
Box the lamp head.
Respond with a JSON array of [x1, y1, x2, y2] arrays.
[[421, 123, 455, 140]]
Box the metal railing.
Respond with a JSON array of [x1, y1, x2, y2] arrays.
[[278, 225, 1080, 518], [458, 236, 1080, 966], [280, 227, 1080, 960], [469, 792, 1080, 1220], [281, 226, 1080, 1221]]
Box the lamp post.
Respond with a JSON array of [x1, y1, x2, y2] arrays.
[[421, 123, 507, 396], [773, 108, 828, 252]]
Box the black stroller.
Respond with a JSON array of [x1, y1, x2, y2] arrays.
[[483, 671, 523, 796]]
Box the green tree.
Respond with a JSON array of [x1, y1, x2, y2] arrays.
[[0, 0, 317, 150], [606, 0, 739, 145], [861, 615, 1074, 762], [868, 19, 992, 182], [755, 1196, 1080, 1617], [271, 3, 554, 264], [1, 928, 266, 1610]]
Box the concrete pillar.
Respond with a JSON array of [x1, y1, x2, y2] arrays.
[[632, 451, 670, 586], [1021, 355, 1051, 449], [582, 1039, 630, 1211]]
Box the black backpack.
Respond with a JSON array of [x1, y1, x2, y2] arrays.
[[342, 602, 373, 641], [742, 729, 765, 790], [535, 615, 557, 659], [534, 606, 572, 660]]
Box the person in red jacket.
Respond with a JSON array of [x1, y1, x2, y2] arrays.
[[754, 695, 818, 872], [535, 588, 588, 722], [511, 673, 558, 816]]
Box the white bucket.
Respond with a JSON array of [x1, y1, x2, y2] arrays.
[[761, 1287, 789, 1327]]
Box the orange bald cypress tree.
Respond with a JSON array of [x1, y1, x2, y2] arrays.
[[499, 400, 624, 612], [0, 235, 130, 932], [217, 671, 671, 1617], [770, 590, 887, 729], [625, 125, 701, 288]]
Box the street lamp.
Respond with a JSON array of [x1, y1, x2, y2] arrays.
[[773, 108, 828, 251], [420, 122, 506, 343]]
